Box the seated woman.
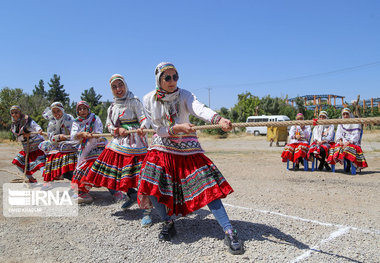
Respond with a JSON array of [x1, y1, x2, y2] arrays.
[[281, 113, 311, 170], [327, 108, 368, 173], [10, 105, 46, 183], [307, 111, 334, 171], [39, 102, 78, 183]]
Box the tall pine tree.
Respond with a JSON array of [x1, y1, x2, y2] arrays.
[[81, 87, 102, 107], [47, 74, 69, 105], [32, 79, 47, 98]]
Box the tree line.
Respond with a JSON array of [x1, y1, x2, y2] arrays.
[[1, 75, 379, 137], [0, 74, 110, 135]]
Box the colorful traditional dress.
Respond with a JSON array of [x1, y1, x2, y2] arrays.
[[39, 102, 78, 181], [327, 116, 368, 169], [71, 103, 107, 193], [138, 87, 233, 216], [307, 124, 335, 160], [11, 106, 45, 180], [86, 77, 148, 192], [281, 125, 311, 163]]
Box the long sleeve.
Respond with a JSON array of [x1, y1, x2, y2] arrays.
[[335, 125, 343, 142], [143, 96, 170, 137], [184, 91, 221, 124], [106, 105, 117, 135], [94, 116, 103, 133], [133, 98, 149, 129], [324, 125, 335, 142], [70, 121, 81, 141]]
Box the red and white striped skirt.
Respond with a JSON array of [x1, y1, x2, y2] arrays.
[[85, 148, 145, 192], [137, 150, 233, 216], [12, 149, 45, 175], [281, 143, 310, 163], [327, 143, 368, 168], [43, 152, 77, 181]]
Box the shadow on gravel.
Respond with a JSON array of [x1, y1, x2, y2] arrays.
[[90, 190, 117, 206], [167, 208, 309, 249], [171, 209, 363, 262]]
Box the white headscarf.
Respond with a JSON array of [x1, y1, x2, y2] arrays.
[[313, 111, 332, 142], [108, 74, 137, 127], [43, 102, 73, 136]]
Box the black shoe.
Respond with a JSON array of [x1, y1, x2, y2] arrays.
[[318, 162, 324, 171], [224, 229, 244, 255], [158, 221, 176, 241], [324, 163, 331, 171]]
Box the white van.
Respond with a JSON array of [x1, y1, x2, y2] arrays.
[[246, 115, 290, 136]]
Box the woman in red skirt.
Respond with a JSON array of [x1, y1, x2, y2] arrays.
[[281, 113, 311, 170], [138, 62, 243, 255], [70, 101, 107, 204], [307, 111, 335, 171], [85, 74, 151, 225], [39, 102, 78, 184], [327, 108, 368, 172], [10, 105, 45, 183]]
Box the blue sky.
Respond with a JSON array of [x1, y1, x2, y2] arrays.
[[1, 0, 379, 110]]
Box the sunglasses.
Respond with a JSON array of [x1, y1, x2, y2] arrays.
[[163, 74, 179, 82]]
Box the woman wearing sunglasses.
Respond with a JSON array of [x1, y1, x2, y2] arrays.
[[137, 62, 244, 255]]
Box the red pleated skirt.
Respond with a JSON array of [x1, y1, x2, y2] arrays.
[[12, 149, 46, 175], [72, 159, 96, 193], [307, 142, 333, 159], [43, 152, 77, 181], [327, 143, 368, 168], [85, 148, 145, 192], [281, 143, 310, 163], [137, 150, 233, 216]]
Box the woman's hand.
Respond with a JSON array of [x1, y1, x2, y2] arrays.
[[59, 134, 67, 141], [173, 123, 195, 134], [218, 118, 232, 132], [118, 128, 129, 137], [137, 127, 145, 136], [77, 132, 93, 139]]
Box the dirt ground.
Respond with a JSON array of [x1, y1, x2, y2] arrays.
[[0, 131, 379, 262]]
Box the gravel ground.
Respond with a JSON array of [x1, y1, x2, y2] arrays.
[[1, 132, 379, 263]]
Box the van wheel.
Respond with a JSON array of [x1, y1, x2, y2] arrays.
[[254, 131, 260, 136]]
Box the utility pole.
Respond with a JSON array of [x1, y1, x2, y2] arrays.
[[208, 87, 211, 108]]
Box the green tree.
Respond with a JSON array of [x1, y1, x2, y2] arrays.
[[81, 87, 102, 108], [0, 87, 26, 130], [232, 92, 260, 122], [47, 74, 70, 105], [33, 79, 47, 98]]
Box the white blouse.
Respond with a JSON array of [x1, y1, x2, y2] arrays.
[[288, 125, 312, 144], [335, 124, 361, 145]]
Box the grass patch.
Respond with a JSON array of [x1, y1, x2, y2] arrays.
[[0, 130, 15, 143]]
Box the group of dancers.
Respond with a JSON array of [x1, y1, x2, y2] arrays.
[[9, 62, 244, 255], [281, 110, 368, 172]]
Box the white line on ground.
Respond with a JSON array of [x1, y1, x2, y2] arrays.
[[289, 226, 351, 263], [223, 203, 380, 235]]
